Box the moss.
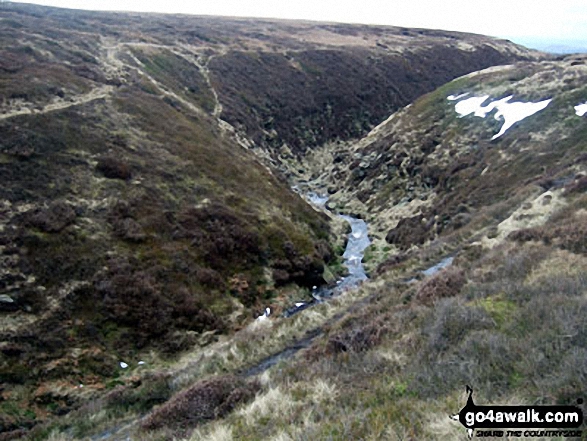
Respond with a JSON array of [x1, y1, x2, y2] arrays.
[[476, 294, 517, 328]]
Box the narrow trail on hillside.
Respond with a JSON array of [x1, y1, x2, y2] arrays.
[[175, 43, 227, 119], [124, 49, 208, 118], [98, 40, 254, 150], [0, 85, 113, 121]]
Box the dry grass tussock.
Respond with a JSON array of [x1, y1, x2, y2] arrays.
[[189, 424, 233, 441], [236, 386, 295, 426]]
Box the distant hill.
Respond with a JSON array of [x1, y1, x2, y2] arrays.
[[512, 37, 587, 54]]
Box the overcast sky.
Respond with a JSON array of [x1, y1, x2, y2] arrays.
[[13, 0, 587, 47]]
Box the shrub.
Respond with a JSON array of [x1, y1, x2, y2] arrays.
[[141, 375, 260, 434], [28, 201, 76, 233], [326, 319, 389, 354], [507, 228, 547, 243], [375, 252, 408, 276], [423, 298, 495, 355], [552, 220, 587, 254], [508, 216, 587, 254], [111, 217, 146, 242], [97, 270, 172, 343], [415, 267, 466, 305], [105, 373, 173, 414], [385, 215, 432, 250], [96, 156, 132, 180], [564, 175, 587, 195], [412, 331, 518, 398]]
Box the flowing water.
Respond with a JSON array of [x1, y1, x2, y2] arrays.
[[242, 191, 372, 376], [282, 191, 370, 317]]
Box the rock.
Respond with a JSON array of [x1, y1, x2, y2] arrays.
[[0, 294, 18, 312], [325, 200, 338, 210]]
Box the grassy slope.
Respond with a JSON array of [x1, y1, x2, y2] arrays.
[[0, 4, 336, 435]]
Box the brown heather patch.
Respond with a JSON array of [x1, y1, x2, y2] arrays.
[[414, 266, 466, 305], [325, 316, 390, 355], [508, 206, 587, 254], [95, 156, 132, 180], [140, 375, 260, 435]]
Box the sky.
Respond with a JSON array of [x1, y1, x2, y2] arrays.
[[11, 0, 587, 51]]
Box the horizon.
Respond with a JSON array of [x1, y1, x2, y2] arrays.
[[5, 0, 587, 53]]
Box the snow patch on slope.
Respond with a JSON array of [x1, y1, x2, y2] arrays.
[[575, 102, 587, 116], [450, 95, 552, 139]]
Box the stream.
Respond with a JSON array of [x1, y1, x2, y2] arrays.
[[281, 191, 371, 318], [245, 189, 456, 377], [243, 191, 371, 376]]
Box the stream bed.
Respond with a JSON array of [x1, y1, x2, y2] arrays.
[[243, 191, 372, 376], [281, 191, 371, 318]]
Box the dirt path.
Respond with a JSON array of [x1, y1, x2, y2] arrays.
[[0, 85, 113, 121], [98, 40, 259, 151]]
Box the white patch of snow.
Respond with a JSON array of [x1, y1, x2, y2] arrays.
[[575, 102, 587, 116], [119, 361, 128, 369], [491, 98, 552, 139], [454, 95, 490, 117], [450, 94, 552, 139]]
